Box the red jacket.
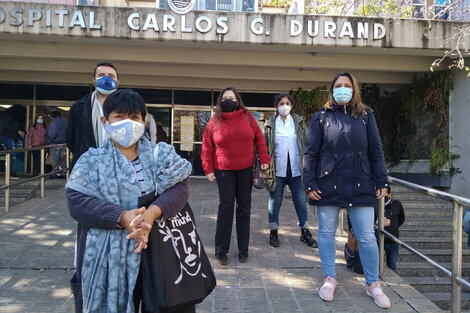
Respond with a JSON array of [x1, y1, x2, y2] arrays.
[[201, 109, 270, 175], [27, 124, 47, 147]]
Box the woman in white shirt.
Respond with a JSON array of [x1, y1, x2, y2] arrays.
[[264, 94, 318, 248]]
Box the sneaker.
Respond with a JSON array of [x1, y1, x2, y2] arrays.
[[366, 282, 391, 309], [269, 230, 280, 247], [319, 276, 336, 302], [10, 172, 19, 179], [215, 253, 228, 265], [300, 228, 318, 248], [238, 253, 249, 263]]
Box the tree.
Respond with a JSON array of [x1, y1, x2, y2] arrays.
[[305, 0, 470, 76]]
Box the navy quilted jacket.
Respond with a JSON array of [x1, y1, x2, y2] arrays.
[[303, 104, 387, 208]]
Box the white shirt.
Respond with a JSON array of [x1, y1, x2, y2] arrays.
[[274, 114, 301, 177]]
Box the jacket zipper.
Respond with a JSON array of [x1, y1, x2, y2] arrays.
[[343, 105, 347, 114]]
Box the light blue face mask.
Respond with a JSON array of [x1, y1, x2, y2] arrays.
[[96, 75, 118, 95], [105, 119, 145, 148], [333, 87, 353, 104], [36, 119, 44, 124]]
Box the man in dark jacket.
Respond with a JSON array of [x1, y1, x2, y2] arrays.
[[66, 62, 119, 167], [46, 110, 67, 178], [379, 185, 405, 272], [1, 104, 26, 178]]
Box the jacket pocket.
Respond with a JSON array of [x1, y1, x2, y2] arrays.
[[316, 155, 337, 195], [354, 158, 375, 195]]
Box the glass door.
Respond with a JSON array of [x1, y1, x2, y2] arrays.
[[172, 105, 212, 176]]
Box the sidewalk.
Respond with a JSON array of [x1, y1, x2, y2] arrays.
[[0, 179, 442, 312]]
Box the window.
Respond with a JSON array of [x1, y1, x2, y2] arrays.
[[413, 0, 450, 19]]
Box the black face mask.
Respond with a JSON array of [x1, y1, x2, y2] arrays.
[[221, 99, 238, 112]]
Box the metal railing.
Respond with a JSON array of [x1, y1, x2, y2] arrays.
[[377, 176, 470, 313], [0, 144, 70, 213]]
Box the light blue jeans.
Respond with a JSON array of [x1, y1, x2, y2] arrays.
[[317, 206, 379, 285]]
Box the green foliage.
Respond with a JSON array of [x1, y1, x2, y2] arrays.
[[363, 71, 457, 174], [261, 0, 289, 7], [355, 0, 413, 17], [291, 87, 329, 124]]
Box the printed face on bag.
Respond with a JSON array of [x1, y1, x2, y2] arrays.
[[157, 211, 205, 284]]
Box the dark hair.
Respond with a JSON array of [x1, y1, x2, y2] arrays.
[[325, 71, 369, 117], [50, 110, 62, 118], [386, 185, 391, 194], [103, 89, 147, 120], [212, 87, 246, 123], [273, 93, 294, 107], [93, 62, 119, 79]]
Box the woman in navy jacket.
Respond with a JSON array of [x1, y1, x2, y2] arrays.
[[303, 72, 390, 309]]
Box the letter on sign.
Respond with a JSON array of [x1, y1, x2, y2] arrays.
[[290, 19, 302, 37], [250, 17, 263, 35]]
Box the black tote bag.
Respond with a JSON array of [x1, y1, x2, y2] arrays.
[[137, 194, 216, 311]]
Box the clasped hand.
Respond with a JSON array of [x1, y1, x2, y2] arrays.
[[119, 207, 156, 254]]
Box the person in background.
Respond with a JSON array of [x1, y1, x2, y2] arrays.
[[463, 208, 470, 248], [156, 122, 168, 143], [1, 104, 26, 178], [377, 185, 405, 272], [201, 86, 270, 265], [144, 112, 157, 143], [66, 61, 119, 167], [264, 93, 317, 249], [46, 110, 67, 178], [27, 114, 47, 175], [303, 72, 391, 309]]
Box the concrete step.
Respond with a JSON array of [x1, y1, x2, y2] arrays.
[[399, 237, 466, 250], [393, 193, 450, 201], [400, 227, 458, 238], [406, 276, 453, 293], [396, 262, 470, 277], [403, 217, 454, 227], [398, 249, 470, 263], [398, 201, 453, 209], [405, 210, 453, 219], [422, 292, 470, 310]]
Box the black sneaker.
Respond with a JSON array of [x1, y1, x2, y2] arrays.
[[215, 253, 228, 265], [238, 253, 249, 263], [300, 228, 318, 248], [269, 230, 280, 247]]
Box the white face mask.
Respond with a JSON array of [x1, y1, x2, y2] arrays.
[[104, 119, 145, 148], [278, 104, 292, 116]]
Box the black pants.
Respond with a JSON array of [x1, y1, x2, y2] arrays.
[[214, 167, 253, 255]]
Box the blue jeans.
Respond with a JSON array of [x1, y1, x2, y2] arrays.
[[268, 164, 308, 230], [2, 136, 16, 173], [384, 242, 399, 272], [317, 206, 379, 285]]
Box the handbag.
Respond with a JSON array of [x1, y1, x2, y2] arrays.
[[136, 145, 216, 311], [244, 112, 266, 189]]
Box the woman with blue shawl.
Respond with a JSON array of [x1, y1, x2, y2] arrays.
[[66, 89, 195, 313]]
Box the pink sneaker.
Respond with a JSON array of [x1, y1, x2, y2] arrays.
[[366, 282, 391, 309], [319, 276, 336, 302]]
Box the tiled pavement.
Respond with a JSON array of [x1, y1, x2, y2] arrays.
[[0, 178, 442, 312]]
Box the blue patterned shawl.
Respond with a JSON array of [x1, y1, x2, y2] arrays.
[[66, 137, 192, 313]]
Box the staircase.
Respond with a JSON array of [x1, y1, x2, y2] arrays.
[[0, 176, 66, 211], [389, 184, 470, 310]]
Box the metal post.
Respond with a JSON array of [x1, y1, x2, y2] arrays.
[[451, 201, 463, 313], [66, 147, 70, 181], [25, 105, 30, 174], [378, 197, 385, 275], [5, 153, 10, 213], [338, 207, 344, 237], [40, 148, 45, 198]]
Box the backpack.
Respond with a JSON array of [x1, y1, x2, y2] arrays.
[[344, 229, 364, 274]]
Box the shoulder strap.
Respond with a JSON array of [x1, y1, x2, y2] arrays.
[[243, 111, 258, 158], [319, 107, 328, 132]]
